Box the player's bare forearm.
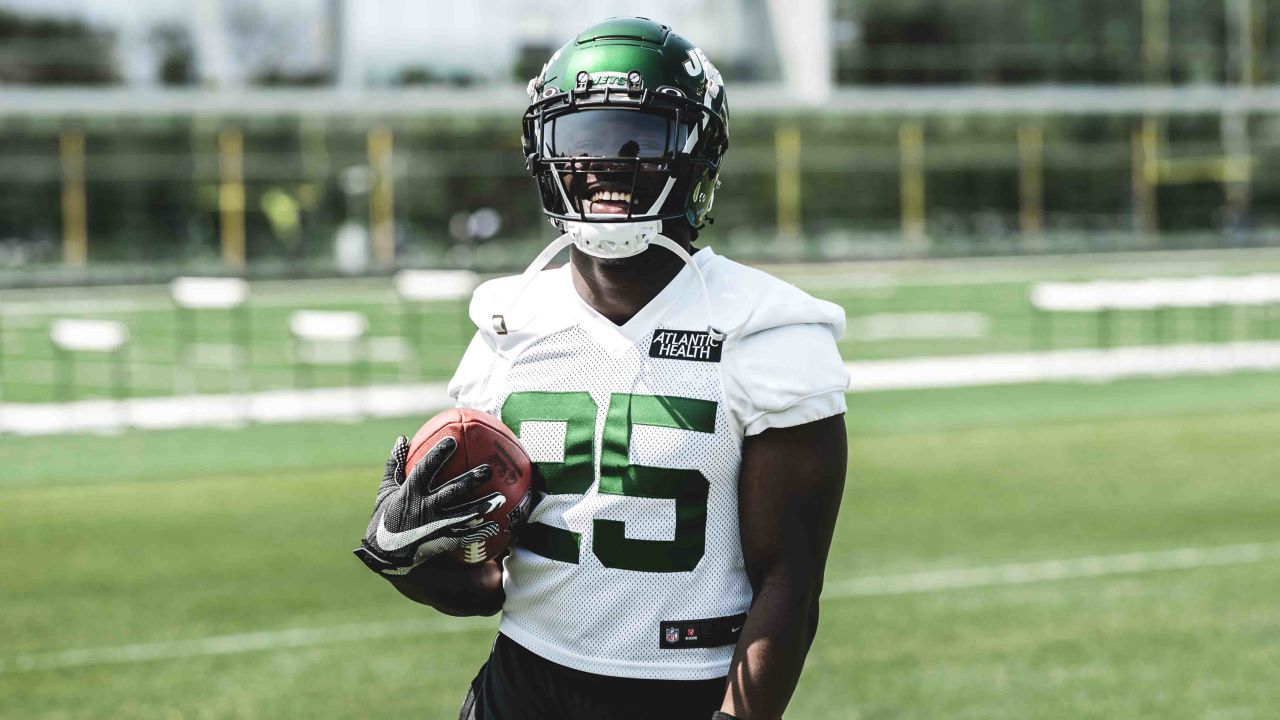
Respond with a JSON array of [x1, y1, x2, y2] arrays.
[[722, 566, 821, 719], [384, 559, 505, 617], [723, 414, 847, 719]]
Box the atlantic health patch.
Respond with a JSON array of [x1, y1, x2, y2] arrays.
[[649, 329, 723, 363]]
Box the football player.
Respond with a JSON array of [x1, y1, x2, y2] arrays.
[[357, 17, 849, 720]]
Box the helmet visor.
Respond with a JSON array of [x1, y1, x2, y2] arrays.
[[543, 109, 682, 158], [539, 109, 692, 219]]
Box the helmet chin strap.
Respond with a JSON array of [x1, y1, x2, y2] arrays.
[[648, 234, 725, 342], [492, 225, 724, 343], [563, 218, 660, 258], [490, 232, 575, 335]]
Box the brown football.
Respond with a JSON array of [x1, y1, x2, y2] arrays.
[[405, 407, 534, 566]]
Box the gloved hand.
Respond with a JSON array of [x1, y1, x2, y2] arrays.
[[354, 435, 504, 576]]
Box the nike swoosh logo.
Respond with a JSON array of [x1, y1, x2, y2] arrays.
[[480, 494, 505, 514], [730, 626, 742, 633], [376, 514, 468, 551]]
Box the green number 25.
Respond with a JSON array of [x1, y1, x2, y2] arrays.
[[500, 391, 716, 573]]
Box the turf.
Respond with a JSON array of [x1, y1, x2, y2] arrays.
[[3, 373, 1280, 718]]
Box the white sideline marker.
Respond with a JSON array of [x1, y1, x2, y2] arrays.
[[289, 310, 368, 342], [49, 319, 129, 353], [1031, 274, 1280, 313], [395, 269, 479, 302], [170, 277, 249, 309], [825, 541, 1280, 599], [289, 310, 370, 368], [0, 383, 453, 435], [849, 312, 989, 341], [845, 341, 1280, 392], [0, 616, 491, 675], [3, 541, 1278, 674]]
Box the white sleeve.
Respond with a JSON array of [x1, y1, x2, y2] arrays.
[[726, 323, 849, 436], [447, 331, 499, 409]]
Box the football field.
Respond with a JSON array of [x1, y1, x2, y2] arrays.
[[4, 369, 1280, 719], [11, 5, 1280, 720]]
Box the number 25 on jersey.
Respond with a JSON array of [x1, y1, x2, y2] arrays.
[[500, 391, 717, 574]]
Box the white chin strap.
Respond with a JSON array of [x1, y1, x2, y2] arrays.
[[491, 224, 724, 343], [563, 218, 661, 258]]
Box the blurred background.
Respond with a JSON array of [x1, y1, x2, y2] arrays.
[[3, 1, 1280, 718]]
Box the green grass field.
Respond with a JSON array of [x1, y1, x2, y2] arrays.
[[4, 370, 1280, 719]]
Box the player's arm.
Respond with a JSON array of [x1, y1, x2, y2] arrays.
[[383, 559, 504, 617], [354, 435, 506, 617], [720, 413, 847, 720], [375, 329, 515, 616]]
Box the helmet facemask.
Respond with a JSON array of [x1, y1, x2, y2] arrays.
[[523, 82, 727, 257]]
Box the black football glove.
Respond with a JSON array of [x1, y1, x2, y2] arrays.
[[354, 435, 504, 576]]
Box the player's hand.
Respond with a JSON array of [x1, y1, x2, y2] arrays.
[[353, 435, 504, 576]]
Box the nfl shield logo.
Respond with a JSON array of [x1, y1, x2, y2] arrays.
[[664, 626, 680, 644]]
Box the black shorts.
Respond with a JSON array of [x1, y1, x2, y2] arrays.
[[459, 633, 726, 720]]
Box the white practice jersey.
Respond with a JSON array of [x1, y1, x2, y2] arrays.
[[448, 247, 848, 680]]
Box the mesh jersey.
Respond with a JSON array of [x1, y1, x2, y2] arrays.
[[448, 247, 848, 680]]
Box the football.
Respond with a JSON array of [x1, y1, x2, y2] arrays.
[[405, 407, 535, 566]]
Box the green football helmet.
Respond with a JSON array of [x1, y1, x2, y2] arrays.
[[521, 17, 730, 256], [493, 18, 729, 340]]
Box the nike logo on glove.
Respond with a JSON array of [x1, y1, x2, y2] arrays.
[[376, 515, 471, 551], [374, 494, 505, 552]]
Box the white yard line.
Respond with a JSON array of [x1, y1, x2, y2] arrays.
[[3, 541, 1277, 674], [0, 616, 491, 675], [844, 340, 1280, 392], [0, 383, 454, 436], [825, 541, 1280, 599]]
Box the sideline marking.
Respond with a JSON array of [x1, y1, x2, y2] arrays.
[[0, 616, 491, 675], [4, 541, 1278, 674], [0, 382, 454, 436], [845, 341, 1280, 392], [825, 541, 1280, 598]]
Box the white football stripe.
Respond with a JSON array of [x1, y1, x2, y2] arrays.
[[825, 541, 1280, 599], [845, 341, 1280, 392], [3, 541, 1277, 674], [0, 616, 490, 674]]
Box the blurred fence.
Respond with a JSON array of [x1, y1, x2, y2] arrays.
[[4, 252, 1280, 415], [5, 261, 1280, 434], [4, 86, 1280, 285]]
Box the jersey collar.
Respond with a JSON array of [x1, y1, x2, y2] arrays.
[[567, 247, 716, 354]]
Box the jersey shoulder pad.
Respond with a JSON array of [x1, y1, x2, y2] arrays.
[[704, 254, 848, 434], [467, 266, 574, 347], [702, 254, 846, 341]]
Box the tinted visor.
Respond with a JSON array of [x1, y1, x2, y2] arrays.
[[539, 109, 691, 218], [542, 109, 684, 159]]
